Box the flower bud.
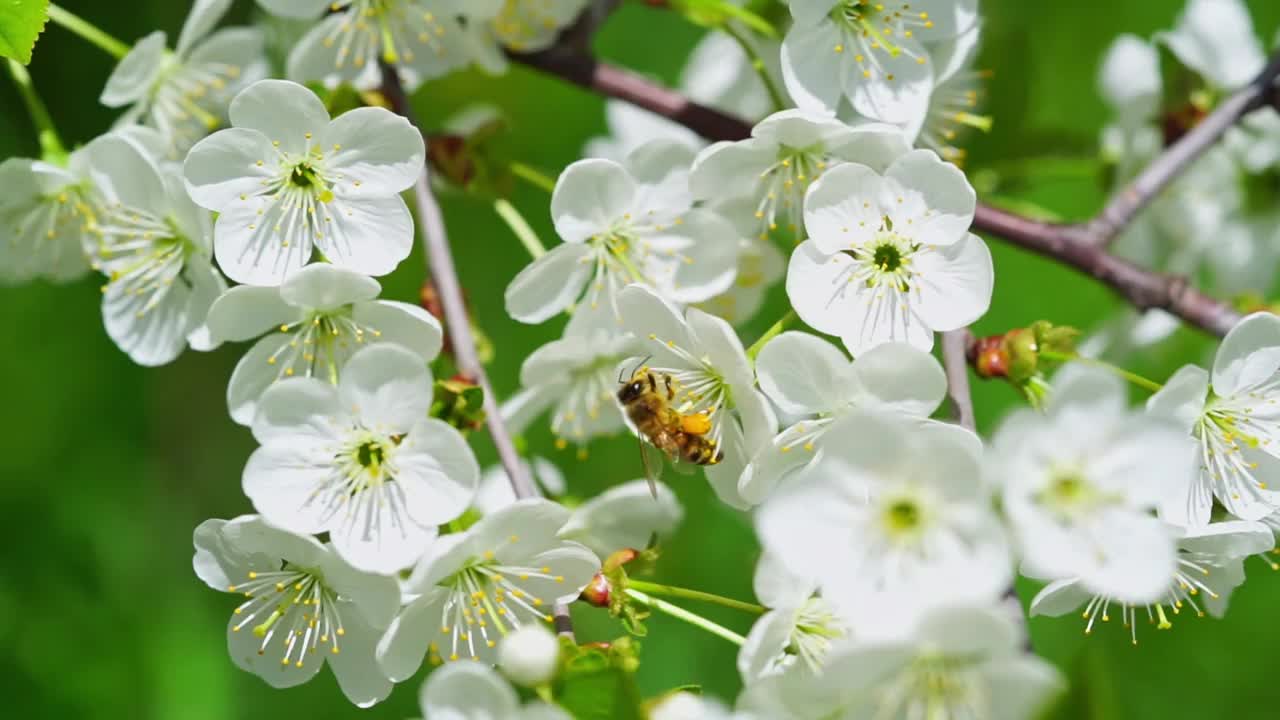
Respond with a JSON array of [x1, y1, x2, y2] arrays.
[[580, 572, 611, 607], [970, 335, 1009, 379], [498, 624, 560, 687]]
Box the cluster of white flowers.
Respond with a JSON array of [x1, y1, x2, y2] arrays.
[[8, 0, 1280, 716]]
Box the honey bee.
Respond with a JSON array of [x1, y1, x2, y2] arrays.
[[617, 363, 723, 497]]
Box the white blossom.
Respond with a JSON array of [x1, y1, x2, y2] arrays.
[[653, 692, 765, 720], [916, 24, 990, 164], [617, 284, 777, 509], [184, 79, 425, 285], [193, 514, 400, 707], [206, 262, 443, 425], [1156, 0, 1264, 92], [993, 368, 1193, 603], [756, 409, 1009, 636], [81, 133, 225, 366], [418, 660, 573, 720], [376, 499, 598, 677], [464, 0, 592, 71], [786, 149, 991, 354], [1031, 520, 1274, 643], [690, 109, 908, 242], [739, 550, 847, 682], [101, 0, 267, 157], [242, 343, 479, 574], [501, 328, 637, 450], [740, 605, 1062, 720], [557, 479, 685, 558], [781, 0, 979, 123], [256, 0, 482, 90], [744, 331, 946, 503], [0, 152, 96, 284], [1148, 312, 1280, 524], [505, 141, 740, 335]]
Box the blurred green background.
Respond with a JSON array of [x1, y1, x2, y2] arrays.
[[3, 0, 1280, 717]]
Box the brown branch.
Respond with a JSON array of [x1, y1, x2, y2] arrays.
[[942, 330, 977, 432], [509, 42, 1266, 338], [380, 66, 539, 501], [1086, 51, 1280, 248]]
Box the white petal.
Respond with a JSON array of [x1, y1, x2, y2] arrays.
[[316, 195, 414, 278], [1158, 0, 1264, 89], [207, 285, 297, 343], [802, 162, 885, 255], [211, 196, 312, 286], [252, 375, 342, 445], [330, 505, 439, 575], [738, 610, 796, 682], [504, 242, 594, 323], [337, 344, 434, 431], [241, 447, 333, 535], [780, 22, 845, 113], [756, 331, 850, 416], [226, 333, 296, 426], [688, 138, 777, 201], [849, 42, 934, 126], [1028, 578, 1092, 618], [1145, 364, 1209, 433], [1212, 312, 1280, 397], [849, 342, 948, 416], [255, 0, 328, 19], [885, 149, 976, 246], [324, 611, 394, 708], [551, 159, 637, 243], [183, 127, 278, 210], [1099, 35, 1161, 121], [192, 518, 241, 590], [557, 480, 684, 558], [354, 300, 444, 362], [375, 589, 447, 682], [984, 657, 1066, 720], [175, 0, 233, 57], [910, 233, 994, 332], [1078, 510, 1177, 604], [665, 210, 741, 304], [320, 107, 425, 197], [420, 661, 520, 718], [100, 31, 167, 107], [279, 262, 381, 310], [229, 79, 330, 155], [394, 418, 482, 526], [315, 550, 402, 629], [226, 614, 324, 688], [617, 283, 696, 369]]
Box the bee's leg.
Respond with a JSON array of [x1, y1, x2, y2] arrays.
[[647, 372, 657, 394], [664, 374, 675, 401]]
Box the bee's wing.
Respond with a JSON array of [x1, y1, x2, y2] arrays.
[[669, 456, 695, 476], [639, 439, 666, 498]]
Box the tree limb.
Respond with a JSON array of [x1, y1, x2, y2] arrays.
[[380, 66, 539, 501], [509, 42, 1271, 338], [942, 330, 977, 432]]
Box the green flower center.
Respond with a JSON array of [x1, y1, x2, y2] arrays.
[[873, 242, 903, 272], [356, 440, 387, 470], [884, 498, 922, 533]]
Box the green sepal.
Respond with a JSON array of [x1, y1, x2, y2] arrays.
[[665, 0, 776, 37], [430, 377, 487, 432]]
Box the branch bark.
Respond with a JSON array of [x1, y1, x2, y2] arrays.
[[380, 66, 538, 501], [942, 330, 977, 432], [509, 41, 1272, 339]]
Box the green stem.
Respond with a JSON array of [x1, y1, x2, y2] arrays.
[[47, 4, 129, 60], [721, 22, 787, 114], [511, 162, 558, 194], [494, 198, 546, 259], [627, 580, 766, 615], [5, 59, 64, 159], [624, 588, 745, 646], [746, 310, 798, 362], [1041, 350, 1164, 393]]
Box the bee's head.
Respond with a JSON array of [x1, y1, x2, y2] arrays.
[[617, 379, 646, 404]]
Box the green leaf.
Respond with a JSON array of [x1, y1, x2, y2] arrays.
[[668, 0, 777, 37], [0, 0, 50, 65]]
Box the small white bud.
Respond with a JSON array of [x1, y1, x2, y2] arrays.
[[498, 624, 560, 687]]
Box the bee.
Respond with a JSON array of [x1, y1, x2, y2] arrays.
[[617, 362, 723, 497]]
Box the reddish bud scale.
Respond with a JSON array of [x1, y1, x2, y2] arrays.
[[603, 548, 639, 572], [970, 335, 1010, 379], [580, 573, 611, 607]]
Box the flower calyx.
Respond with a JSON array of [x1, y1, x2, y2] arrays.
[[431, 374, 487, 432], [969, 321, 1080, 405]]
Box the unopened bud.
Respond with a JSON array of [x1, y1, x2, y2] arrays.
[[970, 335, 1008, 379], [1004, 327, 1040, 385], [580, 572, 611, 607], [498, 624, 560, 687]]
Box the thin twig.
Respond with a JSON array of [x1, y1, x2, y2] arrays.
[[1087, 51, 1280, 248], [379, 66, 538, 502], [942, 330, 977, 432], [509, 39, 1260, 338]]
